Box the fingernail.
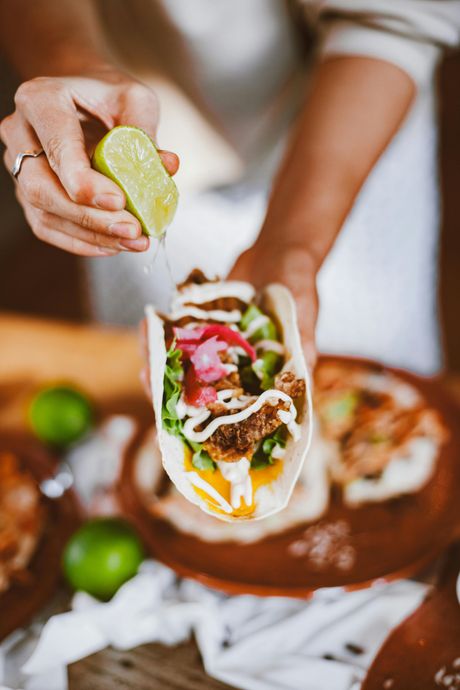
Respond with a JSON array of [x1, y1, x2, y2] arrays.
[[94, 193, 125, 211], [97, 247, 119, 256], [109, 222, 140, 239], [118, 236, 149, 252]]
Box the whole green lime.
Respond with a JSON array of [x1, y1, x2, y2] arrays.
[[63, 518, 145, 601], [29, 385, 93, 447]]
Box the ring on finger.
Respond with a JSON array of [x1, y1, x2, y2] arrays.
[[10, 149, 45, 180]]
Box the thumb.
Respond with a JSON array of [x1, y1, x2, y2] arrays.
[[120, 84, 179, 176], [289, 283, 318, 371], [276, 247, 318, 371]]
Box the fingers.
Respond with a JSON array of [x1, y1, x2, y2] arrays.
[[13, 78, 125, 210], [16, 188, 149, 256], [11, 151, 141, 238], [2, 110, 150, 253], [229, 243, 318, 369], [19, 198, 120, 257], [41, 211, 150, 252], [119, 82, 179, 176], [277, 248, 318, 369], [158, 150, 180, 176], [138, 319, 152, 400], [289, 283, 318, 370], [118, 82, 160, 140], [1, 75, 177, 257]]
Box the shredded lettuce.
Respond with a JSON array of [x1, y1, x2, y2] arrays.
[[191, 447, 216, 471], [252, 351, 282, 391], [162, 344, 216, 471], [239, 305, 282, 391], [251, 426, 287, 470], [161, 343, 184, 436], [240, 304, 278, 342]]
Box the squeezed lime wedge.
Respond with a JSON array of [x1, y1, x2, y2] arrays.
[[92, 126, 178, 237]]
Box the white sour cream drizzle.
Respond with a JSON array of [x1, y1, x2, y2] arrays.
[[182, 389, 298, 444], [185, 471, 233, 514], [241, 315, 270, 339], [217, 458, 252, 509], [223, 363, 238, 375], [277, 409, 301, 440], [255, 339, 285, 355], [170, 306, 242, 323], [271, 444, 286, 460], [175, 389, 255, 421], [172, 281, 255, 308]]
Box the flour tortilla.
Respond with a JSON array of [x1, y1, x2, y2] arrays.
[[134, 426, 329, 542], [145, 281, 315, 522]]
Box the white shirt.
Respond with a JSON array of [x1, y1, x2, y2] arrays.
[[89, 0, 460, 374]]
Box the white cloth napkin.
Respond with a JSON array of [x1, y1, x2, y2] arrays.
[[0, 560, 427, 690]]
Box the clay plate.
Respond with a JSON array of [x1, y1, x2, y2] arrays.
[[118, 356, 460, 597], [0, 434, 81, 642], [362, 544, 460, 690]]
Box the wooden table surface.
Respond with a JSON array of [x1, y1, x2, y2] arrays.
[[1, 312, 459, 690]]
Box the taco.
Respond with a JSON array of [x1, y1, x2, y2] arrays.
[[314, 359, 448, 505], [145, 271, 314, 521]]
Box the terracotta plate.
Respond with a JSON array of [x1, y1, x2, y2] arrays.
[[362, 544, 460, 690], [0, 434, 81, 642], [118, 357, 460, 597]]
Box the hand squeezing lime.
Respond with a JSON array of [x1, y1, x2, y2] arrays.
[[92, 126, 178, 238]]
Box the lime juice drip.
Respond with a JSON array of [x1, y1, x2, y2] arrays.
[[142, 232, 176, 291], [161, 232, 176, 289]]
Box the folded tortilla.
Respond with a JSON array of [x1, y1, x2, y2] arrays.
[[145, 277, 315, 522]]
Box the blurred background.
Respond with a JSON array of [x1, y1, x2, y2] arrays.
[[1, 42, 459, 371]]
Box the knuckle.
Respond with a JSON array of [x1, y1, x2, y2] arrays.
[[45, 134, 65, 172], [78, 208, 94, 230], [127, 82, 158, 108], [66, 168, 92, 204], [0, 114, 14, 144], [15, 79, 39, 107], [14, 81, 33, 108], [15, 77, 57, 108], [126, 81, 149, 99]]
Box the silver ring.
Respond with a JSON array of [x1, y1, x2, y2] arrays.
[[10, 149, 44, 179]]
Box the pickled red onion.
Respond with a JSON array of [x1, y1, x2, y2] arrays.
[[190, 336, 228, 383]]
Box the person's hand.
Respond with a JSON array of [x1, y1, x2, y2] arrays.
[[0, 68, 179, 256], [230, 238, 318, 369], [139, 318, 152, 401]]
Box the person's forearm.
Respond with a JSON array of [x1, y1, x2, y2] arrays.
[[261, 56, 416, 270], [0, 0, 111, 78]]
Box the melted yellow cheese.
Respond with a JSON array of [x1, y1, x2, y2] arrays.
[[184, 449, 283, 517]]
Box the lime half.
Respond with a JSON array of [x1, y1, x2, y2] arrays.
[[92, 126, 178, 237]]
